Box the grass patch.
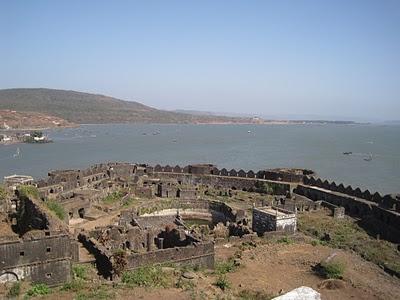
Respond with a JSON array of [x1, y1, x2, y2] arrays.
[[214, 275, 231, 291], [18, 185, 39, 199], [61, 279, 85, 292], [319, 260, 345, 279], [276, 236, 294, 245], [26, 283, 50, 297], [73, 264, 88, 280], [215, 259, 237, 275], [102, 191, 124, 205], [45, 199, 66, 220], [0, 185, 8, 201], [7, 282, 21, 298], [61, 264, 90, 292], [176, 277, 195, 291], [76, 286, 114, 300], [121, 265, 171, 288], [298, 210, 400, 274], [122, 197, 137, 208]]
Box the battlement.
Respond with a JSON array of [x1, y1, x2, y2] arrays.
[[303, 176, 400, 213]]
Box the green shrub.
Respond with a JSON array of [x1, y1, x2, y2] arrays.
[[73, 265, 87, 280], [276, 236, 293, 245], [319, 261, 345, 279], [122, 266, 170, 288], [215, 259, 236, 275], [61, 279, 84, 292], [311, 240, 319, 247], [26, 283, 50, 296], [18, 185, 39, 199], [0, 185, 8, 201], [45, 199, 66, 220], [214, 275, 231, 291], [7, 282, 21, 298], [102, 191, 124, 205]]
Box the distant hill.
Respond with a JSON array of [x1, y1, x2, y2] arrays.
[[0, 109, 75, 130], [0, 88, 254, 124]]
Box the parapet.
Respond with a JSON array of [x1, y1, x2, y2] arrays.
[[188, 164, 216, 175]]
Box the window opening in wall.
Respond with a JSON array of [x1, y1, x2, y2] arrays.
[[19, 251, 24, 256], [46, 247, 51, 253], [46, 273, 52, 278]]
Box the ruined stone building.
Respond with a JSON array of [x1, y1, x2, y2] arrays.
[[1, 160, 399, 286], [79, 213, 214, 279], [252, 206, 297, 235], [0, 188, 72, 285]]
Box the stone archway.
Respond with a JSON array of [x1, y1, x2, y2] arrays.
[[0, 272, 19, 283]]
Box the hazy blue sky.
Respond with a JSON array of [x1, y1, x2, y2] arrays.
[[1, 0, 399, 121]]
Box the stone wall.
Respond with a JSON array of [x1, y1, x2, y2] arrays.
[[295, 185, 400, 243], [252, 207, 296, 235], [126, 241, 214, 270], [0, 190, 73, 285], [0, 234, 71, 285], [303, 176, 400, 213], [154, 171, 291, 195], [320, 201, 345, 219]]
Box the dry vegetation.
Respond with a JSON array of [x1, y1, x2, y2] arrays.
[[298, 210, 400, 275]]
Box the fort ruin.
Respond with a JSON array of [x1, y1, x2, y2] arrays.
[[0, 161, 399, 286]]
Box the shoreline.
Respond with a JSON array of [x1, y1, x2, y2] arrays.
[[76, 121, 366, 126]]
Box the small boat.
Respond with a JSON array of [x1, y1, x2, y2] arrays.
[[343, 152, 352, 155], [364, 153, 373, 161], [247, 130, 252, 134], [13, 147, 20, 158]]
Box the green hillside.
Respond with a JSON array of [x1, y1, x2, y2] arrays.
[[0, 88, 250, 124]]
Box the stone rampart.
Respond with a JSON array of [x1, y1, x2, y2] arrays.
[[295, 185, 400, 243], [303, 176, 400, 213]]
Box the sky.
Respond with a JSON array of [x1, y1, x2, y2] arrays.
[[1, 0, 399, 121]]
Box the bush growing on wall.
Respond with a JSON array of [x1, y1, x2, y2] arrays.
[[45, 199, 66, 220], [18, 185, 40, 199]]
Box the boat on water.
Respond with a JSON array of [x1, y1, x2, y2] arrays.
[[343, 152, 352, 155], [13, 147, 20, 158], [364, 153, 373, 161]]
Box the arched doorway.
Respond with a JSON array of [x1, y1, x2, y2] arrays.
[[0, 272, 18, 283]]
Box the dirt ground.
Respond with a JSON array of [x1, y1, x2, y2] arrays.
[[115, 238, 400, 300], [215, 240, 400, 300]]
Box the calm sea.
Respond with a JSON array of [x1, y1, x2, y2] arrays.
[[0, 124, 399, 195]]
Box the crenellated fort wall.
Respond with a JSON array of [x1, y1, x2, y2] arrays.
[[28, 162, 400, 243]]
